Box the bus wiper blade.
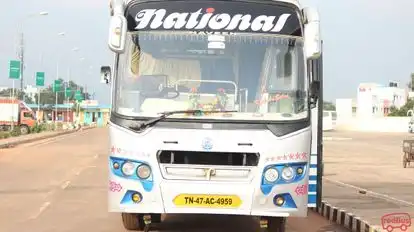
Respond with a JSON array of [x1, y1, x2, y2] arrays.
[[130, 109, 237, 132]]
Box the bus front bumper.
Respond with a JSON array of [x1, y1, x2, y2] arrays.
[[108, 179, 308, 217]]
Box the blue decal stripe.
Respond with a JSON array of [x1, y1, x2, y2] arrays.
[[308, 153, 318, 206], [308, 194, 317, 204], [308, 184, 317, 192]]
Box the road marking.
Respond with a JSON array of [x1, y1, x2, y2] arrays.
[[29, 157, 98, 220], [44, 190, 54, 198], [323, 137, 353, 141], [29, 201, 51, 220], [74, 164, 97, 176], [324, 177, 414, 207], [60, 180, 71, 190]]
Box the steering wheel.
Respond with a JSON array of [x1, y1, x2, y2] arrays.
[[140, 87, 180, 99]]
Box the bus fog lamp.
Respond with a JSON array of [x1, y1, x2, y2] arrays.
[[137, 164, 151, 179], [274, 196, 285, 206], [113, 162, 120, 170], [264, 168, 279, 182], [296, 167, 303, 175], [281, 167, 295, 181], [121, 162, 135, 176], [132, 192, 142, 203]]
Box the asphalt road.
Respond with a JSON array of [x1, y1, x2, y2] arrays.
[[0, 128, 348, 232]]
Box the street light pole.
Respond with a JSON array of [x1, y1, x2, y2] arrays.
[[55, 61, 59, 126], [37, 51, 43, 122], [17, 11, 49, 100], [18, 32, 24, 98], [55, 32, 65, 127], [67, 47, 80, 123], [77, 58, 87, 121]]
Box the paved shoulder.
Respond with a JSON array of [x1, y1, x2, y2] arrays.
[[323, 132, 414, 231]]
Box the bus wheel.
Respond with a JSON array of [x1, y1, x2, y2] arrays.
[[121, 213, 145, 231], [267, 217, 286, 232]]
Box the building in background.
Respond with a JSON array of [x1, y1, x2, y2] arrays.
[[26, 100, 110, 126], [356, 81, 407, 117], [335, 98, 354, 121], [23, 85, 38, 103]]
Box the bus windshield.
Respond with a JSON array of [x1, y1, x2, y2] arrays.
[[113, 1, 307, 122]]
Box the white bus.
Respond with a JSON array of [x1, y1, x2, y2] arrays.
[[102, 0, 323, 231]]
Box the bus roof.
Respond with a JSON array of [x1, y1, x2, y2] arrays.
[[116, 0, 301, 8]]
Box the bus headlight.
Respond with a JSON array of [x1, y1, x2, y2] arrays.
[[121, 162, 136, 176], [281, 167, 295, 181], [137, 164, 151, 179], [264, 168, 279, 182]]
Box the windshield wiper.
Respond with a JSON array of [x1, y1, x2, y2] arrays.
[[130, 109, 237, 132]]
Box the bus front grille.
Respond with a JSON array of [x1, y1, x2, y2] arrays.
[[158, 150, 260, 167]]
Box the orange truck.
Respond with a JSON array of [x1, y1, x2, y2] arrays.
[[0, 98, 36, 134]]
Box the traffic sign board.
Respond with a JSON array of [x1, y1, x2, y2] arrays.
[[9, 60, 21, 79], [35, 72, 45, 86], [74, 90, 84, 101], [65, 87, 72, 98], [53, 79, 62, 92]]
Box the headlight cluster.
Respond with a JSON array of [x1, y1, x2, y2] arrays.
[[264, 165, 304, 183], [261, 163, 307, 195], [115, 161, 152, 179], [110, 157, 154, 192]]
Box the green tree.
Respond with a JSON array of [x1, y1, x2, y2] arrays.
[[34, 79, 91, 105], [323, 101, 336, 111], [388, 98, 414, 116], [0, 88, 35, 104], [406, 73, 414, 91]]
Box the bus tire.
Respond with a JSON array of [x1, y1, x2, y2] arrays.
[[267, 217, 286, 232], [121, 213, 145, 231]]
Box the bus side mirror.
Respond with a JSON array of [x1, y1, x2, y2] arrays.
[[303, 7, 321, 59], [108, 14, 127, 53], [101, 66, 111, 84], [310, 81, 320, 108]]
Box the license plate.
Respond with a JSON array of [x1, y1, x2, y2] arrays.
[[173, 194, 242, 208]]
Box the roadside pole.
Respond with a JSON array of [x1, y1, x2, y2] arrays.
[[8, 60, 21, 131], [35, 71, 45, 122]]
